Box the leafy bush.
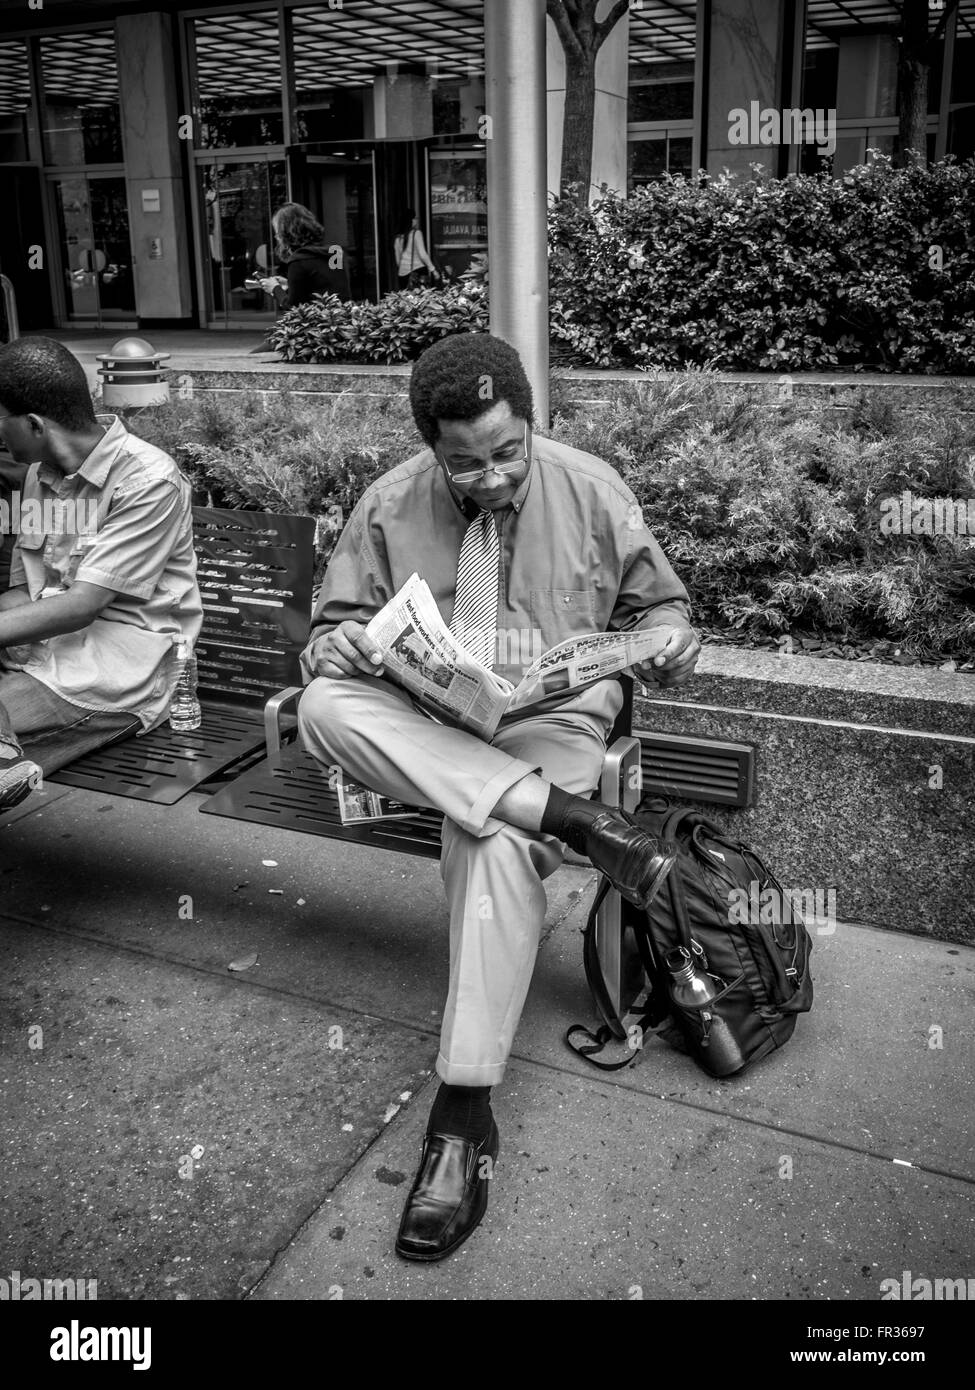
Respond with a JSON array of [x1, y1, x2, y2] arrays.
[[124, 390, 415, 576], [549, 376, 975, 662], [267, 279, 489, 364], [125, 380, 975, 663], [548, 156, 975, 374]]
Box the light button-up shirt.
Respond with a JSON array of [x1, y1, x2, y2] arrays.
[[8, 415, 203, 730], [303, 433, 692, 730]]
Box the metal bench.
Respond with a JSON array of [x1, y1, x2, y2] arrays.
[[46, 506, 752, 1021], [199, 656, 642, 1017], [49, 506, 315, 802]]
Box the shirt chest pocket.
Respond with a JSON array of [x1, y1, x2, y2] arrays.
[[529, 587, 594, 645]]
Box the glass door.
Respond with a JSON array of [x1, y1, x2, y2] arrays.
[[51, 174, 135, 322], [306, 153, 378, 302], [198, 157, 287, 324], [426, 146, 487, 284]]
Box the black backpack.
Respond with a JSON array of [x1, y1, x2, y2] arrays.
[[566, 803, 814, 1078]]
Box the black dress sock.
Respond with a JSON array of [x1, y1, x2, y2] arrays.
[[540, 784, 610, 848], [427, 1083, 492, 1142]]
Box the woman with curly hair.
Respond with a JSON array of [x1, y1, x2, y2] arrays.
[[259, 202, 351, 309]]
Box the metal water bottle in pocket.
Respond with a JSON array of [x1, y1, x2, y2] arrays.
[[666, 944, 745, 1077]]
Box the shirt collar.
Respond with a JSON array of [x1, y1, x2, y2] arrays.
[[440, 444, 535, 522], [36, 414, 125, 490]]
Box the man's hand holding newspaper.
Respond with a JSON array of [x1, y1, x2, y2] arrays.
[[363, 573, 671, 741]]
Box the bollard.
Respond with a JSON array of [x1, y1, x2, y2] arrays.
[[95, 336, 171, 408], [1, 273, 19, 343]]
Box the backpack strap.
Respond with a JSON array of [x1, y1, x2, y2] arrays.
[[566, 867, 675, 1071], [565, 1022, 641, 1071]]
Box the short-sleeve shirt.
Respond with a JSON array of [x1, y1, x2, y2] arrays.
[[8, 414, 203, 730]]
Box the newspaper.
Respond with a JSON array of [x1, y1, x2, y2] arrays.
[[365, 572, 671, 740], [336, 774, 423, 825]]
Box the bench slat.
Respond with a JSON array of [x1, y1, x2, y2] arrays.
[[48, 704, 265, 805], [200, 742, 444, 857]]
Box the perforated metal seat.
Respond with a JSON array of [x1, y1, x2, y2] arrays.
[[49, 507, 316, 803], [200, 673, 642, 1015]]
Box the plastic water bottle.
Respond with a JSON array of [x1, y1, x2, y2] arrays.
[[169, 637, 202, 731], [666, 946, 744, 1076]]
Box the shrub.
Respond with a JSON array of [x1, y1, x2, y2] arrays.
[[125, 380, 975, 663], [267, 279, 489, 364], [548, 376, 975, 661], [123, 390, 418, 577], [548, 156, 975, 374]]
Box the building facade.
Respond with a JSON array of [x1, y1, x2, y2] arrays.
[[0, 0, 971, 333]]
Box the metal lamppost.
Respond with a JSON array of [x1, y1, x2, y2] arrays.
[[484, 0, 550, 426]]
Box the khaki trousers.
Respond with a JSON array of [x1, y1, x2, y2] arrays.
[[298, 675, 622, 1086]]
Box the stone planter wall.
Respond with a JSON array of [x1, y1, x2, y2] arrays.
[[634, 646, 975, 946], [153, 358, 975, 419]]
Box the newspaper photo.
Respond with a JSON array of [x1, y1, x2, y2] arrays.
[[336, 773, 424, 825], [365, 573, 672, 740]]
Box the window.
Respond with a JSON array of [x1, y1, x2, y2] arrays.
[[628, 134, 693, 187], [40, 31, 122, 165], [628, 81, 694, 124], [290, 5, 367, 142], [193, 11, 284, 149], [0, 40, 32, 162], [627, 59, 694, 188]]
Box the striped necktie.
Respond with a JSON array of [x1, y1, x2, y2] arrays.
[[449, 509, 501, 669]]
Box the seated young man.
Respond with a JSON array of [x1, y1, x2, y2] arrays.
[[0, 337, 202, 811], [298, 333, 701, 1263], [1, 438, 29, 593]]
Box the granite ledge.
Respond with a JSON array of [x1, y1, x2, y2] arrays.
[[636, 644, 975, 739]]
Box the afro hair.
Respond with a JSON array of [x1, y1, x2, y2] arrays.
[[0, 336, 97, 432], [409, 333, 534, 447]]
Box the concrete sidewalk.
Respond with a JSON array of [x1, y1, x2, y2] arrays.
[[1, 780, 972, 1301]]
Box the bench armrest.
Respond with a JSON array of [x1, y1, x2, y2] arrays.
[[600, 735, 641, 814], [594, 734, 642, 1021], [264, 685, 304, 755]]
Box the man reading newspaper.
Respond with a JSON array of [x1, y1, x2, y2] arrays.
[[298, 334, 700, 1262]]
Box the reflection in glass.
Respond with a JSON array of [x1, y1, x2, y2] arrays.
[[193, 12, 283, 149], [627, 134, 693, 188], [54, 175, 135, 320], [628, 138, 667, 186], [0, 40, 33, 162], [628, 82, 694, 124], [89, 179, 136, 315], [428, 149, 487, 282], [669, 137, 693, 178], [41, 31, 122, 164], [201, 160, 287, 319], [305, 156, 375, 301], [55, 177, 97, 319]]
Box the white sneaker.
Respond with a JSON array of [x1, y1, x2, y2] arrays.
[[0, 756, 43, 811]]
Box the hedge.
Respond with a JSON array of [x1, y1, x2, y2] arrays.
[[547, 155, 975, 374], [126, 379, 975, 666], [267, 156, 975, 376], [266, 279, 488, 364]]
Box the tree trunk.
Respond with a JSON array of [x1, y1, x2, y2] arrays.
[[897, 0, 932, 166], [560, 46, 597, 203]]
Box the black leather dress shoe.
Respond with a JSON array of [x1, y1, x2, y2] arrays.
[[566, 809, 677, 910], [395, 1119, 500, 1262]]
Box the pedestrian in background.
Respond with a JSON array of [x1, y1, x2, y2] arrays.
[[260, 203, 350, 309], [393, 208, 440, 290]]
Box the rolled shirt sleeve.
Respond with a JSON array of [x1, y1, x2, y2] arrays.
[[609, 496, 693, 684], [299, 506, 392, 684]]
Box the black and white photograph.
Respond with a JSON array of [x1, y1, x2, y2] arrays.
[[0, 0, 972, 1353]]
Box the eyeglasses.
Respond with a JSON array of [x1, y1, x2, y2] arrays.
[[437, 423, 530, 484]]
